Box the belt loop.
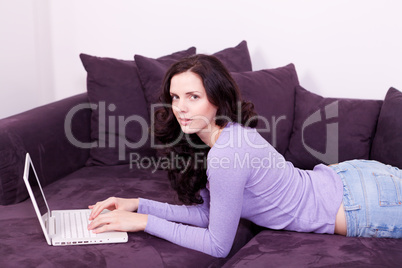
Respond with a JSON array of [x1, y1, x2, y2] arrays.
[[344, 204, 361, 211]]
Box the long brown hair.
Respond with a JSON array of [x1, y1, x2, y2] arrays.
[[153, 54, 257, 204]]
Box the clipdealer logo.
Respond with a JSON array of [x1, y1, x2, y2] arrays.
[[301, 100, 339, 164], [63, 101, 289, 162], [63, 102, 149, 161], [63, 100, 339, 168]]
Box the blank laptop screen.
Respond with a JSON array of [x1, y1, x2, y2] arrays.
[[27, 162, 48, 217]]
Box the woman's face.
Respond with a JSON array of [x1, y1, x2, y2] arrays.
[[170, 71, 219, 143]]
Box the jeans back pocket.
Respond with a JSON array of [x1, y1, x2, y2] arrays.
[[374, 173, 402, 206]]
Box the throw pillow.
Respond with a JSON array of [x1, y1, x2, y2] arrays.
[[370, 87, 402, 168], [231, 64, 299, 155], [285, 85, 383, 170], [80, 47, 196, 166], [211, 40, 253, 73], [135, 40, 252, 107]]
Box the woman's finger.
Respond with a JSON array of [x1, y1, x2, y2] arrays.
[[89, 198, 116, 220], [91, 223, 111, 234], [89, 203, 105, 220], [89, 202, 101, 220], [89, 203, 106, 220], [88, 213, 110, 230]]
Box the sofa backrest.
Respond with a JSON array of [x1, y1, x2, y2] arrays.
[[0, 93, 91, 205]]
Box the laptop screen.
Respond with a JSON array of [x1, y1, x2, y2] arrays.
[[27, 161, 48, 217], [23, 153, 52, 245]]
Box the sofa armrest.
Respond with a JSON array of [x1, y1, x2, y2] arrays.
[[0, 93, 91, 205]]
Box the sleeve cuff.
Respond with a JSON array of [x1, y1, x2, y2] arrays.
[[137, 197, 151, 214]]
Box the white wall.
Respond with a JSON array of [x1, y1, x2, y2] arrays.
[[0, 0, 54, 119], [1, 0, 402, 119]]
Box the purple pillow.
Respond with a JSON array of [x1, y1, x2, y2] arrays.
[[135, 41, 252, 107], [370, 87, 402, 168], [231, 64, 299, 155], [285, 85, 383, 170], [80, 47, 196, 166], [211, 40, 252, 73]]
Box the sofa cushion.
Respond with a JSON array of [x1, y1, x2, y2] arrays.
[[0, 165, 256, 267], [231, 64, 299, 155], [222, 229, 402, 268], [135, 40, 253, 108], [80, 47, 195, 166], [370, 87, 402, 168], [209, 40, 253, 73], [285, 85, 382, 170]]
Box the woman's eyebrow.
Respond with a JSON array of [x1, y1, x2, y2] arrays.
[[170, 90, 202, 95], [185, 91, 201, 95]]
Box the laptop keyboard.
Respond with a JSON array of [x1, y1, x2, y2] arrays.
[[60, 210, 96, 238]]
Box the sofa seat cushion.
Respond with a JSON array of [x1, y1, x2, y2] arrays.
[[222, 229, 402, 267], [370, 87, 402, 169], [285, 85, 383, 170], [0, 165, 256, 267]]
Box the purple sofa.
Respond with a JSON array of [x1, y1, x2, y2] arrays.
[[1, 41, 402, 267]]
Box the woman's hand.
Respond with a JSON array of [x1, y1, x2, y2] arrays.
[[88, 210, 148, 233], [88, 197, 139, 220]]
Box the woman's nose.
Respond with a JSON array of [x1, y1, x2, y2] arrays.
[[176, 100, 188, 113]]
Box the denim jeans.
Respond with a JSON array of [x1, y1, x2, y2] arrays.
[[330, 160, 402, 238]]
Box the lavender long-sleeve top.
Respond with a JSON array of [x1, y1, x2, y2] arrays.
[[138, 122, 343, 257]]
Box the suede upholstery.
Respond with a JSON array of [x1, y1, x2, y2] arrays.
[[223, 229, 402, 267], [285, 85, 383, 170], [1, 43, 401, 267], [0, 94, 90, 205], [371, 87, 402, 169], [0, 164, 257, 267], [232, 64, 299, 155]]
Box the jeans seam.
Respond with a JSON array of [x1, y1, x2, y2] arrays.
[[350, 162, 370, 228], [395, 175, 402, 204], [336, 165, 356, 237]]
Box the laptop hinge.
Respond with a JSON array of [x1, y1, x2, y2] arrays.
[[48, 216, 56, 236]]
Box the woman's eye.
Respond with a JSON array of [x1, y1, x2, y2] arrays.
[[191, 95, 199, 100], [171, 95, 178, 100]]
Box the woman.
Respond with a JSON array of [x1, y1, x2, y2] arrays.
[[88, 55, 402, 258]]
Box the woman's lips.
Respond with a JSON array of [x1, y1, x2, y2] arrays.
[[179, 118, 192, 126]]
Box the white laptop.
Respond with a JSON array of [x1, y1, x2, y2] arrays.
[[23, 152, 128, 246]]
